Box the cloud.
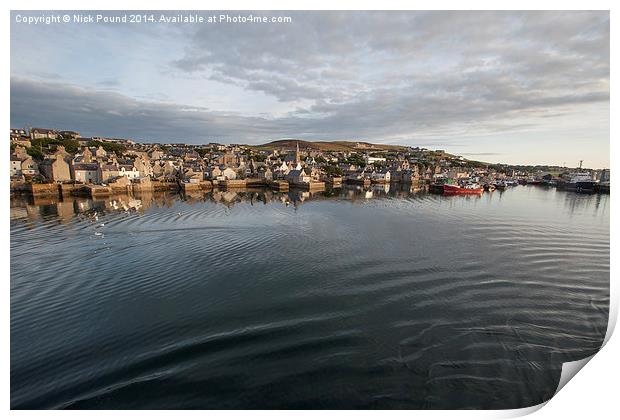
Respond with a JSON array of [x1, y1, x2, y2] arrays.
[[97, 78, 120, 87], [173, 11, 609, 105], [10, 11, 609, 156], [10, 77, 277, 143], [10, 74, 608, 147]]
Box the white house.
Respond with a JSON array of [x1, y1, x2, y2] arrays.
[[365, 155, 386, 165], [20, 157, 39, 176], [371, 169, 391, 183], [10, 156, 22, 177], [286, 169, 312, 184], [220, 167, 237, 180], [119, 165, 140, 179], [72, 163, 101, 184]]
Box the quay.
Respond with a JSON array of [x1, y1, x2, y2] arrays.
[[76, 184, 112, 197], [322, 176, 343, 187], [345, 178, 371, 187], [181, 181, 213, 193], [59, 183, 81, 197], [217, 179, 248, 189], [269, 180, 289, 191], [306, 181, 326, 191], [245, 178, 271, 187], [289, 181, 326, 191], [26, 183, 59, 196]]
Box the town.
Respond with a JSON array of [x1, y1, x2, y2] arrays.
[[10, 127, 611, 198]]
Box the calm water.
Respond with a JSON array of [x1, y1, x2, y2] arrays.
[[10, 185, 609, 409]]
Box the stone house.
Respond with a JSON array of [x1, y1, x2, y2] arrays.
[[10, 128, 27, 139], [285, 169, 311, 184], [58, 130, 80, 139], [30, 128, 58, 140], [221, 167, 237, 180], [150, 150, 164, 160], [10, 133, 31, 148], [13, 146, 29, 160], [185, 165, 204, 181], [208, 166, 223, 179], [134, 157, 153, 178], [73, 147, 94, 164], [52, 145, 72, 160], [20, 157, 39, 176], [371, 169, 391, 183], [39, 154, 72, 182], [72, 162, 101, 184], [100, 163, 120, 182], [95, 146, 107, 158], [10, 155, 22, 177], [396, 169, 421, 184], [258, 167, 273, 181], [215, 152, 238, 167]]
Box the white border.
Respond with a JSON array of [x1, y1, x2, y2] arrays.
[[3, 1, 616, 419]]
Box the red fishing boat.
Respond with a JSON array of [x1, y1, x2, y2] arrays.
[[443, 183, 484, 195]]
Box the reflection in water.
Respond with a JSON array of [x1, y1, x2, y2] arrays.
[[10, 185, 609, 409], [10, 184, 430, 221]]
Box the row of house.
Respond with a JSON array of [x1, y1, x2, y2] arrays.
[[14, 127, 597, 191]]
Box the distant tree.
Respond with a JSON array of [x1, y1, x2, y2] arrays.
[[29, 138, 46, 150], [194, 147, 208, 157], [26, 147, 44, 160], [324, 165, 343, 177], [61, 138, 80, 154], [88, 140, 127, 154], [346, 153, 366, 166], [87, 140, 102, 148], [45, 138, 62, 146]]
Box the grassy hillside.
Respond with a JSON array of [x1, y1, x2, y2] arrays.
[[249, 139, 409, 152]]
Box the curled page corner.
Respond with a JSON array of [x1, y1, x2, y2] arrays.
[[550, 279, 618, 399], [554, 355, 595, 396], [495, 354, 598, 419], [495, 401, 548, 418], [549, 299, 615, 400], [500, 304, 615, 418]]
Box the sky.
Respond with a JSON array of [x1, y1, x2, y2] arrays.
[[10, 11, 610, 168]]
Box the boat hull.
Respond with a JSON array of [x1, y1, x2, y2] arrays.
[[566, 181, 597, 193], [443, 184, 484, 195]]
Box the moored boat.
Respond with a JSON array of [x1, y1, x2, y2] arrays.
[[429, 183, 445, 194], [558, 172, 597, 193], [483, 183, 496, 192], [443, 183, 484, 195], [494, 180, 507, 190]]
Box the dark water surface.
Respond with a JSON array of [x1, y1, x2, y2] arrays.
[[10, 185, 609, 409]]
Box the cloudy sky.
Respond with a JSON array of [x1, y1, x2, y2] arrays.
[[11, 11, 609, 167]]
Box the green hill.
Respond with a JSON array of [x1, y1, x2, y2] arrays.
[[250, 139, 409, 152]]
